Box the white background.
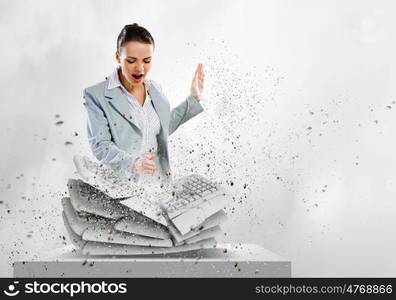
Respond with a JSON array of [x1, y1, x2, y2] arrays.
[[0, 0, 395, 276]]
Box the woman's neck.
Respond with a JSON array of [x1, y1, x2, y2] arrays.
[[118, 69, 144, 94]]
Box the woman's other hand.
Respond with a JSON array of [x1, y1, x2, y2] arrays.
[[132, 154, 156, 176], [190, 63, 205, 101]]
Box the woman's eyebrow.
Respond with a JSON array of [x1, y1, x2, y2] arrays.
[[126, 56, 152, 59]]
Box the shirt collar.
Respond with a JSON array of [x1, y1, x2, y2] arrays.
[[107, 66, 122, 90], [107, 66, 152, 107]]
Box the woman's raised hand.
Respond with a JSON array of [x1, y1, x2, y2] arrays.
[[190, 63, 205, 101]]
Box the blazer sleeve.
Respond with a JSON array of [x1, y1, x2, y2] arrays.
[[83, 88, 138, 182], [169, 94, 204, 136]]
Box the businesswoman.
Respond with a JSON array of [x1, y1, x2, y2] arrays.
[[83, 23, 205, 183]]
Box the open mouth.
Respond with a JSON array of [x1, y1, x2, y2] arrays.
[[132, 74, 144, 79]]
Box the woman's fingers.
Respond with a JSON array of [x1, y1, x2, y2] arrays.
[[198, 79, 204, 90], [143, 155, 155, 168], [198, 65, 204, 90], [193, 64, 200, 81], [143, 159, 155, 167], [143, 165, 155, 172], [191, 64, 204, 101], [198, 65, 204, 81], [132, 155, 156, 176], [140, 169, 154, 176], [143, 160, 155, 171], [194, 64, 203, 80], [143, 159, 155, 175], [197, 63, 202, 73], [144, 154, 155, 160], [199, 64, 204, 79], [142, 169, 155, 176]]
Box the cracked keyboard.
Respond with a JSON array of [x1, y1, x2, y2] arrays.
[[162, 174, 229, 235]]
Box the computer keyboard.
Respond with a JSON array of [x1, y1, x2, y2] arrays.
[[67, 179, 171, 239], [164, 175, 223, 215], [73, 155, 144, 199], [166, 210, 227, 243], [73, 155, 229, 237], [161, 174, 229, 235], [67, 179, 130, 219]]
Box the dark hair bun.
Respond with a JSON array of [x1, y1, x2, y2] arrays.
[[117, 23, 155, 52]]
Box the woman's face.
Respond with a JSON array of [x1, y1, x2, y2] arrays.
[[115, 41, 154, 88]]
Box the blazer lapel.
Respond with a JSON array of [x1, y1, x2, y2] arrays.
[[104, 82, 142, 135], [147, 81, 170, 136], [103, 77, 170, 137]]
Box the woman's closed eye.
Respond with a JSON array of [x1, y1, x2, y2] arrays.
[[126, 60, 151, 64]]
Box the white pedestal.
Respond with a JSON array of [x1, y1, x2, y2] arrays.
[[13, 244, 291, 278]]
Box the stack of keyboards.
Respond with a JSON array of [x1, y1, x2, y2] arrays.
[[61, 155, 229, 255]]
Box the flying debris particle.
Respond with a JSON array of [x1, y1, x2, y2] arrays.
[[374, 120, 378, 124], [55, 121, 64, 126], [52, 158, 56, 161], [55, 114, 61, 118], [386, 106, 392, 110], [64, 141, 73, 146], [307, 126, 312, 131], [74, 132, 79, 136], [243, 183, 248, 189]]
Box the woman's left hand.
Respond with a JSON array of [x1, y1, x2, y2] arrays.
[[190, 63, 205, 101]]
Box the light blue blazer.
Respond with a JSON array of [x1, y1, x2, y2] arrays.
[[83, 77, 204, 182]]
